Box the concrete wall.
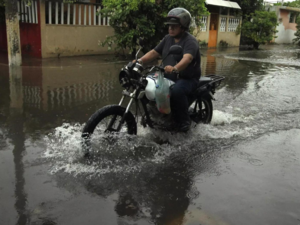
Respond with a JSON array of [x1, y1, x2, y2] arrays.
[[196, 31, 210, 43], [39, 1, 115, 58], [275, 9, 297, 44], [217, 32, 240, 46], [42, 25, 115, 58]]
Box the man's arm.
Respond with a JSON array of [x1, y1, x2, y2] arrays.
[[139, 50, 160, 65], [164, 53, 193, 74]]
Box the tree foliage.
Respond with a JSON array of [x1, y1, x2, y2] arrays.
[[293, 16, 300, 46], [100, 0, 208, 56], [274, 0, 300, 7], [231, 0, 264, 20], [229, 0, 270, 47], [241, 10, 278, 49]]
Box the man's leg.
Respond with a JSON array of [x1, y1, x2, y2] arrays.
[[170, 79, 198, 131]]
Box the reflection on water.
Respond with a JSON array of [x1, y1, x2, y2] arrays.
[[10, 115, 28, 225], [23, 86, 42, 109], [45, 80, 114, 110], [8, 68, 29, 224]]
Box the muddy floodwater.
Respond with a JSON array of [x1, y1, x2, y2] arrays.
[[0, 45, 300, 225]]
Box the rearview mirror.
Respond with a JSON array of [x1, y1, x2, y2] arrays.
[[161, 45, 183, 64], [168, 45, 183, 55], [138, 38, 145, 47]]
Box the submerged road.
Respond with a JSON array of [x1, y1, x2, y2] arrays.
[[0, 45, 300, 225]]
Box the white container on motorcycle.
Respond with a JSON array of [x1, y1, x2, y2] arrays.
[[145, 73, 175, 101]]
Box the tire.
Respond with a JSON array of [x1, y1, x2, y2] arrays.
[[81, 105, 137, 155], [190, 96, 213, 124]]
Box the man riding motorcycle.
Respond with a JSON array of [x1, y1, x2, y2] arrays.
[[136, 8, 201, 132]]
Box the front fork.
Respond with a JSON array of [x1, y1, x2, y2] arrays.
[[106, 90, 136, 132]]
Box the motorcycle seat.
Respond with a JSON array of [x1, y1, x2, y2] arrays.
[[198, 76, 212, 87]]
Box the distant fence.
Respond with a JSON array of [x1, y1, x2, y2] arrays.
[[45, 1, 110, 26], [17, 0, 39, 24]]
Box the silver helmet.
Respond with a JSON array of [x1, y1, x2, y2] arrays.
[[165, 8, 192, 29]]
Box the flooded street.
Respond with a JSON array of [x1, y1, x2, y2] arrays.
[[0, 45, 300, 225]]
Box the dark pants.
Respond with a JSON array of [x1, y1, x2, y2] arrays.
[[170, 78, 199, 125]]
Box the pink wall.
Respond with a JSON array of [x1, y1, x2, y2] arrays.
[[280, 9, 297, 31]]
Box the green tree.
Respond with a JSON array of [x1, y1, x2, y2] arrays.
[[100, 0, 208, 57], [293, 17, 300, 46], [274, 0, 300, 7], [241, 10, 278, 49], [232, 0, 264, 20], [231, 0, 265, 46]]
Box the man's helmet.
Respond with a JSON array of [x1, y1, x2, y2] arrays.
[[165, 8, 191, 29]]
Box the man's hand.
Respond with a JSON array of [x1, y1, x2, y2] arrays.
[[132, 50, 160, 65], [164, 65, 174, 74], [164, 54, 193, 74]]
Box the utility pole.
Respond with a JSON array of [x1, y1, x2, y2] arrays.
[[5, 0, 22, 66]]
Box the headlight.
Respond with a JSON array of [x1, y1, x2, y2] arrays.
[[119, 69, 131, 89], [133, 62, 144, 75]]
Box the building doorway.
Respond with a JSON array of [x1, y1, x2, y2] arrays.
[[208, 13, 219, 48]]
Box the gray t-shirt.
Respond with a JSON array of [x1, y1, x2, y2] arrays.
[[154, 32, 201, 81]]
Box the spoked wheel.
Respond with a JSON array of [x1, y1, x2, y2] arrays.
[[190, 96, 213, 124], [81, 105, 137, 156]]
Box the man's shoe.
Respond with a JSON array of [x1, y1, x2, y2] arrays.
[[178, 121, 191, 132]]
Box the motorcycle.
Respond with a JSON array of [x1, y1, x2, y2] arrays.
[[81, 43, 224, 154]]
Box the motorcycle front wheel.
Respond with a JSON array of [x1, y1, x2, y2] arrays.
[[81, 105, 137, 155]]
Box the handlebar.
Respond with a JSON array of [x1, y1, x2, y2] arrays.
[[153, 65, 165, 71], [147, 65, 179, 76]]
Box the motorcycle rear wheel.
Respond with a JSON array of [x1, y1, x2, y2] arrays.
[[190, 96, 213, 124], [81, 105, 137, 156]]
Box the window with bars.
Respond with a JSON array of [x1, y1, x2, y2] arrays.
[[45, 1, 110, 26], [289, 12, 299, 23], [18, 0, 39, 24], [200, 16, 208, 32], [227, 18, 240, 32], [220, 17, 227, 32]]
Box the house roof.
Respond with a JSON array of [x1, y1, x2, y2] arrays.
[[278, 6, 300, 13], [205, 0, 241, 9]]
